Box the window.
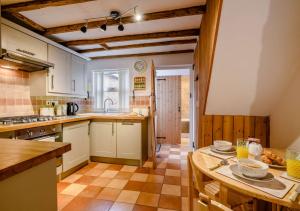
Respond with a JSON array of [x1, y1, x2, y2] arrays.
[[93, 69, 129, 112]]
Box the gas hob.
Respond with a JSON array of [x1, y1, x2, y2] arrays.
[[0, 115, 55, 125]]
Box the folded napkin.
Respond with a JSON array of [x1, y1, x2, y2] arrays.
[[281, 172, 300, 183], [199, 146, 235, 160]]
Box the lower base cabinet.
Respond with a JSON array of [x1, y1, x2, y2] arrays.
[[90, 120, 147, 165], [63, 121, 90, 172], [90, 121, 116, 157], [117, 122, 141, 159]]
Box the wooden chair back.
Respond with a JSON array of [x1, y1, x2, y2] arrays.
[[198, 193, 233, 211], [187, 152, 232, 211]]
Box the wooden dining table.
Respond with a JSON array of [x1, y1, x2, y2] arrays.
[[192, 148, 300, 210]]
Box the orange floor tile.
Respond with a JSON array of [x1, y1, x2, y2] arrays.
[[57, 143, 192, 211]]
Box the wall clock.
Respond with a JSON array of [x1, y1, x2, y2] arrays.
[[134, 60, 147, 73]]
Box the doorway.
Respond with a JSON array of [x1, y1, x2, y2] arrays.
[[155, 66, 194, 147]]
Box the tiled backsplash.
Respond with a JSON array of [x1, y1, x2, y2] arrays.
[[0, 68, 150, 117], [130, 96, 150, 108], [30, 96, 93, 114], [0, 68, 33, 117]]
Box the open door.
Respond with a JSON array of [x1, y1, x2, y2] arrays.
[[156, 76, 181, 144], [149, 61, 157, 169]]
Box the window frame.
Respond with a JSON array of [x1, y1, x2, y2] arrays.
[[92, 68, 129, 112]]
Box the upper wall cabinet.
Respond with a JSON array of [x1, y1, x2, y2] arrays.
[[48, 45, 72, 94], [30, 45, 87, 97], [71, 55, 86, 96], [1, 24, 47, 61]]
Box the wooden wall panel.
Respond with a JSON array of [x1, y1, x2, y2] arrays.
[[244, 116, 255, 139], [193, 0, 223, 148], [212, 115, 223, 140], [201, 115, 270, 147], [202, 115, 213, 146], [233, 116, 244, 144], [223, 116, 233, 142], [192, 0, 271, 149]]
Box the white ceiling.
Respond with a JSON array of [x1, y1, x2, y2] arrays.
[[4, 0, 204, 58], [21, 0, 205, 27]]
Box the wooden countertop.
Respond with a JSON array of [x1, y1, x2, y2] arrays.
[[0, 139, 70, 181], [0, 113, 147, 133]]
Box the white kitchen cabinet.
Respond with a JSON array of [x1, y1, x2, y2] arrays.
[[29, 45, 87, 97], [48, 45, 72, 94], [116, 122, 141, 159], [1, 24, 47, 61], [71, 55, 86, 96], [63, 121, 90, 172], [90, 122, 117, 157]]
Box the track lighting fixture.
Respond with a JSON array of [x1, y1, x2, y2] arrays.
[[100, 18, 107, 31], [80, 21, 88, 33], [82, 6, 141, 34]]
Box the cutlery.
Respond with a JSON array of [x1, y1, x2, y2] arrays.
[[209, 159, 229, 171], [289, 184, 300, 202]]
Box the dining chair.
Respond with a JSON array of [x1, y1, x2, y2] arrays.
[[187, 152, 254, 211], [197, 192, 233, 211]]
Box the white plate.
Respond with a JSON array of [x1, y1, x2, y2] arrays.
[[230, 164, 274, 183], [210, 146, 236, 155]]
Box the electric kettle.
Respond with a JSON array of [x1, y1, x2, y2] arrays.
[[66, 102, 79, 115]]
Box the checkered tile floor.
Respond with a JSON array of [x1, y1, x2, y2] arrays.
[[57, 143, 192, 211]]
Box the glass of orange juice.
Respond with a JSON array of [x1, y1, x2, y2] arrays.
[[237, 139, 249, 159], [286, 149, 300, 179]]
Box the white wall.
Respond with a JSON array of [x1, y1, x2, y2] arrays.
[[270, 69, 300, 150], [87, 53, 193, 96], [205, 0, 300, 116]]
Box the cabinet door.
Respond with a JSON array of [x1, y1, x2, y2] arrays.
[[1, 24, 47, 61], [63, 121, 90, 172], [117, 122, 141, 159], [48, 45, 71, 94], [71, 55, 86, 96], [90, 122, 116, 157]]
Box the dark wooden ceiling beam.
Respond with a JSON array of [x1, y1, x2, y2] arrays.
[[91, 49, 194, 60], [78, 39, 197, 53], [63, 29, 199, 46], [99, 43, 111, 50], [2, 0, 96, 13], [44, 6, 206, 35], [2, 12, 46, 33]]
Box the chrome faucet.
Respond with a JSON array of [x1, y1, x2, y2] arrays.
[[104, 97, 114, 113]]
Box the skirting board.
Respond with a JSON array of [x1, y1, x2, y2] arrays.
[[90, 156, 141, 166]]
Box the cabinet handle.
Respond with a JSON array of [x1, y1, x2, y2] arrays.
[[16, 48, 35, 56], [72, 80, 76, 92], [51, 75, 54, 90], [122, 122, 134, 125], [112, 123, 114, 136]]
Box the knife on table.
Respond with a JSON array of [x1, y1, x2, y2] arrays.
[[289, 184, 300, 202]]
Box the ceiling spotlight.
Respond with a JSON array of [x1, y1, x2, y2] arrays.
[[135, 14, 142, 21], [100, 18, 107, 31], [100, 24, 107, 31], [134, 7, 142, 21], [118, 22, 124, 31], [80, 21, 88, 33]]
